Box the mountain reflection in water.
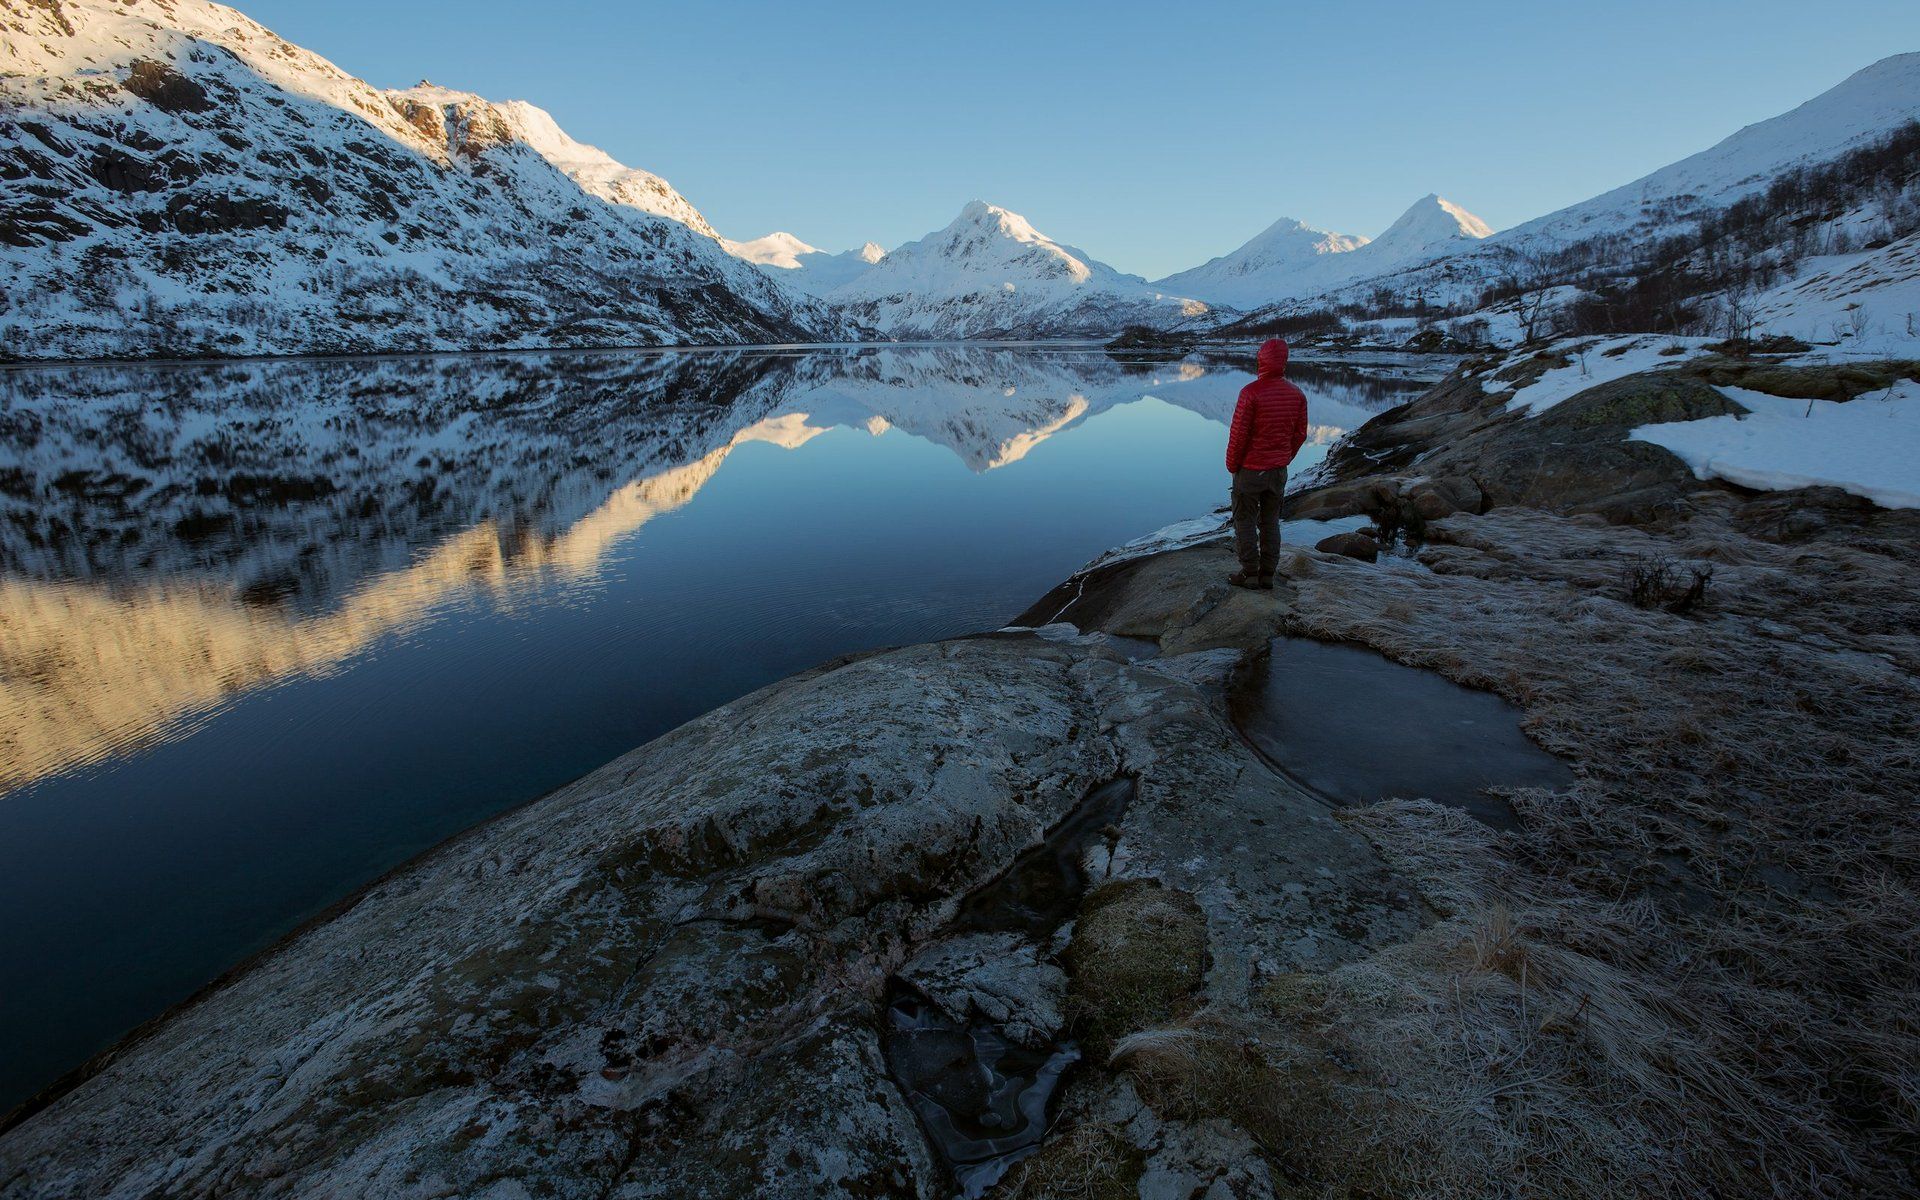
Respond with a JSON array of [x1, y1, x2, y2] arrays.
[[0, 344, 1443, 1111]]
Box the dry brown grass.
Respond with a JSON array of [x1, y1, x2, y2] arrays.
[[1227, 500, 1920, 1197], [997, 1122, 1143, 1200]]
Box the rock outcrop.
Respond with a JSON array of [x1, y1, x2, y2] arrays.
[[0, 614, 1425, 1197]]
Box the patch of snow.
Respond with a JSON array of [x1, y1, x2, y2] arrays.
[[1082, 514, 1229, 571], [1502, 336, 1712, 416], [1631, 381, 1920, 509], [1283, 514, 1372, 543], [1750, 232, 1920, 355]]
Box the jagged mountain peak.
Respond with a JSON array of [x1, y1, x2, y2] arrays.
[[943, 200, 1064, 253]]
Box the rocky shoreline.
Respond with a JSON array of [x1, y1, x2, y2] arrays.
[[4, 351, 1917, 1198]]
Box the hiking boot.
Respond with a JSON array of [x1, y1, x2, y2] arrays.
[[1227, 568, 1261, 589], [1257, 575, 1275, 590]]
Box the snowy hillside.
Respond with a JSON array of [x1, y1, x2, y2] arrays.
[[1220, 53, 1920, 339], [1153, 217, 1367, 308], [826, 201, 1215, 338], [724, 232, 888, 297], [0, 0, 842, 360], [1506, 52, 1920, 250]]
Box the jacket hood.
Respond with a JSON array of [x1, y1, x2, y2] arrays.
[[1256, 338, 1288, 377]]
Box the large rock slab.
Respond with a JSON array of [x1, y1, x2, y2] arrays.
[[1, 625, 1421, 1198]]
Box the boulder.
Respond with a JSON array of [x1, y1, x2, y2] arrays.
[[1286, 477, 1398, 523], [1406, 475, 1483, 521], [1316, 531, 1380, 562]]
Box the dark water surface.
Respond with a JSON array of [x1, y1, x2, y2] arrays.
[[1235, 637, 1575, 828], [0, 344, 1442, 1111]]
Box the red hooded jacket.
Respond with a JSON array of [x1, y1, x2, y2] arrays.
[[1225, 338, 1308, 473]]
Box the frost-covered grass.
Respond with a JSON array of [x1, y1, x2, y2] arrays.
[[1633, 380, 1920, 508], [1272, 505, 1920, 1197], [1092, 502, 1920, 1197]]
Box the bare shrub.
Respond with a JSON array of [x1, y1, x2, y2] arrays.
[[1622, 553, 1712, 612]]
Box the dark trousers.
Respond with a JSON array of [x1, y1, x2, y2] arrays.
[[1231, 467, 1287, 575]]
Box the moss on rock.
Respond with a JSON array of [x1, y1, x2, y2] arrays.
[[1687, 358, 1920, 402], [1538, 372, 1741, 432], [1063, 879, 1208, 1056]]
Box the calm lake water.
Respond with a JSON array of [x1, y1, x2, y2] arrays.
[[0, 343, 1444, 1111]]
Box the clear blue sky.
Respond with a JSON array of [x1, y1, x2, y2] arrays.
[[242, 0, 1920, 280]]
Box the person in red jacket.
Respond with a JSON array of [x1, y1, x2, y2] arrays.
[[1224, 337, 1309, 589]]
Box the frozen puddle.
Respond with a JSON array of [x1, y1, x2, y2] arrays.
[[881, 777, 1134, 1196], [882, 994, 1079, 1199], [1234, 638, 1572, 827]]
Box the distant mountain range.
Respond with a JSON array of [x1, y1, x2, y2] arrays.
[[3, 0, 1916, 359], [1213, 51, 1920, 332], [722, 233, 888, 297], [1152, 196, 1490, 309]]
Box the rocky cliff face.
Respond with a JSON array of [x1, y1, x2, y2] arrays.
[[0, 0, 845, 360]]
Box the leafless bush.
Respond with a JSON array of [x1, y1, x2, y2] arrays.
[[1622, 553, 1712, 612]]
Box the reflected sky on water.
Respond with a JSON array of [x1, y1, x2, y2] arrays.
[[0, 343, 1444, 1111]]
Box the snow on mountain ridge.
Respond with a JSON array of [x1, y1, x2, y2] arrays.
[[1507, 51, 1920, 248], [386, 83, 722, 238], [725, 232, 824, 268], [723, 233, 888, 297], [0, 0, 840, 358]]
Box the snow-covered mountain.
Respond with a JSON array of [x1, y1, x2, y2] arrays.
[[1153, 217, 1367, 308], [826, 201, 1215, 338], [1364, 194, 1494, 263], [724, 232, 888, 297], [0, 0, 843, 360], [1506, 51, 1920, 250]]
